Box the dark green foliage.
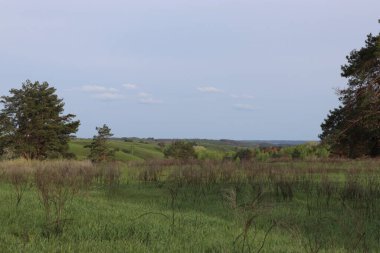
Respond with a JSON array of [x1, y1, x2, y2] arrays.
[[320, 34, 380, 158], [234, 148, 253, 161], [0, 80, 80, 159], [157, 142, 166, 150], [291, 148, 302, 159], [163, 141, 196, 161], [86, 124, 115, 163]]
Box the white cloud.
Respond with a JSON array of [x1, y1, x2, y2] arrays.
[[79, 84, 164, 103], [80, 85, 122, 100], [233, 104, 255, 111], [139, 98, 163, 104], [123, 83, 138, 90], [197, 86, 224, 93], [82, 85, 118, 93]]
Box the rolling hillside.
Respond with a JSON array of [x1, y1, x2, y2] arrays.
[[69, 139, 165, 161], [69, 138, 310, 162]]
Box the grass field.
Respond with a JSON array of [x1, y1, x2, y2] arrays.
[[1, 159, 380, 252]]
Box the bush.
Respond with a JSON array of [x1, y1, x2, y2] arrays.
[[164, 141, 197, 161], [234, 148, 253, 161], [195, 146, 224, 160], [257, 152, 270, 162]]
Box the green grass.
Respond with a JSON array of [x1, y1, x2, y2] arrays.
[[68, 142, 90, 160], [1, 159, 380, 252], [0, 184, 251, 252], [0, 182, 304, 252]]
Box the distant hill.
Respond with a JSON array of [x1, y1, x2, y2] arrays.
[[238, 140, 314, 147], [69, 138, 314, 162], [154, 139, 313, 150], [69, 138, 164, 161]]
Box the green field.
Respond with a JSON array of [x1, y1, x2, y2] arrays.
[[1, 159, 380, 252]]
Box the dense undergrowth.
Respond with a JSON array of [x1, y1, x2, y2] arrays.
[[0, 159, 380, 252]]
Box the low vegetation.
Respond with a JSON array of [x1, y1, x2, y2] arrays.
[[0, 158, 379, 252]]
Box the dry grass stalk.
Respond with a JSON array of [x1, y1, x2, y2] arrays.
[[34, 160, 95, 235], [1, 159, 33, 206]]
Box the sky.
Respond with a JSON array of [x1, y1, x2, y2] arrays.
[[0, 0, 379, 140]]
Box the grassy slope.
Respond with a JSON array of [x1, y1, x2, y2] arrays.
[[69, 139, 164, 161]]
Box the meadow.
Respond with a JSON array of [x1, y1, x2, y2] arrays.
[[0, 154, 380, 252]]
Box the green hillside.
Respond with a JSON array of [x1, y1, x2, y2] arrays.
[[69, 139, 164, 162], [69, 138, 312, 162]]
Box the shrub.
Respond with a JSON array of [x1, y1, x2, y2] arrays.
[[195, 146, 224, 160], [164, 141, 197, 161], [255, 150, 270, 162], [234, 148, 253, 161]]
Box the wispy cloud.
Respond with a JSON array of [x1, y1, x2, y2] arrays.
[[82, 85, 117, 93], [197, 86, 224, 93], [122, 83, 138, 90], [233, 104, 255, 111], [81, 85, 122, 100]]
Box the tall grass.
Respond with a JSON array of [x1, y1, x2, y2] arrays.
[[0, 159, 33, 206], [34, 160, 96, 235], [0, 158, 380, 251]]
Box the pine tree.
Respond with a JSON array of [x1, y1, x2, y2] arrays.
[[87, 124, 115, 162], [320, 33, 380, 157], [0, 80, 80, 159]]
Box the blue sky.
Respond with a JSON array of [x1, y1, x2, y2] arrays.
[[0, 0, 379, 140]]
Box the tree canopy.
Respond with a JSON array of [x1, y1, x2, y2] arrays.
[[320, 33, 380, 158], [0, 80, 80, 159]]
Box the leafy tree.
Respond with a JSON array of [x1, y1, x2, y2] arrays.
[[320, 33, 380, 158], [87, 124, 115, 162], [0, 80, 80, 159], [163, 140, 197, 161]]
